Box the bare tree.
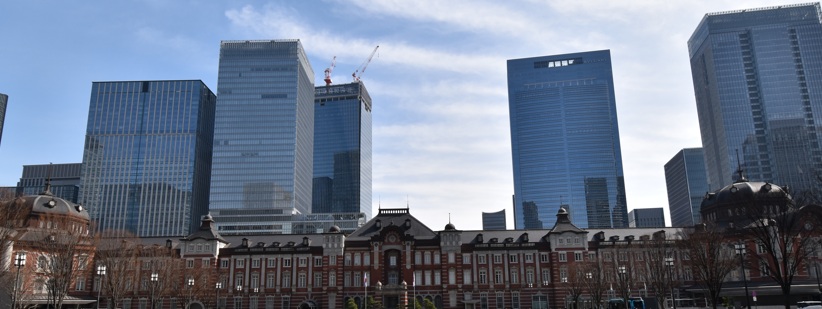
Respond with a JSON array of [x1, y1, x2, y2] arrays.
[[678, 224, 737, 309], [562, 263, 587, 309], [96, 230, 141, 309], [736, 193, 822, 309], [643, 233, 677, 309], [35, 213, 94, 309], [580, 258, 608, 309], [0, 192, 28, 309]]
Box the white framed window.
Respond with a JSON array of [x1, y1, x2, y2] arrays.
[[236, 259, 245, 267], [424, 252, 432, 265], [415, 252, 422, 264], [493, 254, 502, 264], [283, 258, 292, 267], [267, 274, 275, 288], [314, 273, 322, 287], [202, 258, 210, 268], [299, 257, 307, 267], [574, 252, 583, 261], [354, 254, 361, 266], [267, 258, 276, 268], [186, 259, 194, 268], [478, 255, 487, 264], [75, 277, 85, 290], [558, 253, 567, 262], [314, 257, 323, 267], [509, 255, 518, 263], [524, 254, 533, 263], [448, 252, 456, 263], [463, 254, 471, 264], [252, 259, 260, 268], [540, 253, 549, 263], [221, 259, 230, 268]]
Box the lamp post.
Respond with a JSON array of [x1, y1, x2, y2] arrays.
[[216, 282, 223, 309], [97, 265, 107, 309], [150, 273, 159, 309], [187, 278, 195, 309], [665, 258, 676, 309], [815, 263, 821, 301], [734, 244, 750, 309], [618, 265, 627, 301], [236, 285, 243, 309], [12, 252, 26, 309]]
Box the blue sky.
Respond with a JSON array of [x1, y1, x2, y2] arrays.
[[0, 0, 806, 230]]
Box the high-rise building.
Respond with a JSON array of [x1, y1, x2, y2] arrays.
[[312, 82, 372, 219], [665, 148, 709, 227], [209, 40, 315, 234], [508, 50, 628, 229], [628, 208, 665, 228], [689, 3, 822, 196], [18, 163, 82, 203], [80, 80, 216, 236], [482, 209, 507, 230], [0, 93, 7, 147]]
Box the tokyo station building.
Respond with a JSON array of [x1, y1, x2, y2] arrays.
[[3, 178, 822, 309]]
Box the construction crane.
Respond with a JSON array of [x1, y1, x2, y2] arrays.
[[352, 45, 379, 82], [323, 56, 336, 86]]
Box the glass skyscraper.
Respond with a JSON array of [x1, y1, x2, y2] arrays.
[[689, 3, 822, 197], [0, 93, 7, 147], [664, 148, 708, 227], [209, 40, 315, 234], [508, 50, 628, 229], [80, 80, 216, 236], [313, 82, 372, 219]]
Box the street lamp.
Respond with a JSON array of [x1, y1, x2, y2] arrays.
[[665, 258, 676, 309], [150, 273, 159, 309], [187, 278, 195, 309], [216, 282, 223, 309], [618, 266, 628, 303], [12, 252, 26, 309], [97, 265, 107, 309], [734, 244, 750, 309], [815, 263, 821, 301], [236, 285, 243, 309]]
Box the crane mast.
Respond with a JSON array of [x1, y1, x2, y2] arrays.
[[352, 45, 379, 82], [323, 56, 336, 86]]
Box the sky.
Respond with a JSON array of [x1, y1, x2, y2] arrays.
[[0, 0, 810, 231]]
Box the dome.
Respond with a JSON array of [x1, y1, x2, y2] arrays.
[[700, 169, 792, 227], [702, 180, 790, 208], [327, 225, 341, 233], [444, 222, 456, 230], [3, 191, 90, 222]]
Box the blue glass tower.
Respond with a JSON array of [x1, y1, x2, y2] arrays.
[[313, 82, 372, 219], [80, 80, 216, 236], [508, 50, 628, 229], [690, 3, 822, 196], [664, 148, 709, 227], [209, 40, 315, 234]]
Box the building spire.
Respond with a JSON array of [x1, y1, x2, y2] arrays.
[[41, 162, 54, 195], [734, 149, 748, 183]]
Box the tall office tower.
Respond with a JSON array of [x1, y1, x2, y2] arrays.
[[209, 40, 315, 234], [0, 93, 7, 147], [18, 163, 82, 203], [689, 3, 822, 197], [508, 50, 628, 229], [313, 82, 372, 219], [482, 209, 507, 230], [628, 208, 666, 228], [80, 80, 216, 236], [665, 148, 709, 227]]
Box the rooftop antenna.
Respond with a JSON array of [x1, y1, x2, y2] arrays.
[[406, 195, 409, 209], [448, 213, 451, 224]]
